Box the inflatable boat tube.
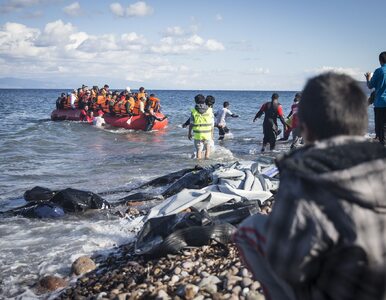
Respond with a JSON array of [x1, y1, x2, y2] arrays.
[[104, 112, 168, 130]]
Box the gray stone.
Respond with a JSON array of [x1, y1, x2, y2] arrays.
[[71, 256, 96, 276], [242, 277, 253, 288], [246, 291, 265, 300], [36, 275, 68, 293], [156, 289, 169, 300]]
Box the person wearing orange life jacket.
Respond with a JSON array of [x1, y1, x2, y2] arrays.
[[137, 87, 147, 102], [101, 94, 111, 113], [108, 94, 117, 114], [145, 94, 161, 114], [90, 97, 99, 113], [132, 96, 145, 116], [100, 84, 109, 97], [144, 93, 167, 131], [64, 89, 79, 109], [112, 95, 127, 116], [91, 86, 98, 99]]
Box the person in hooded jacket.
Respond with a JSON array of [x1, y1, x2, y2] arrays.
[[234, 72, 386, 300], [188, 94, 214, 159]]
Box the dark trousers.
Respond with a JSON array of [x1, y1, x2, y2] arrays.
[[217, 125, 229, 140], [374, 107, 386, 144]]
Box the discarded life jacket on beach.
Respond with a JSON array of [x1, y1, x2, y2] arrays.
[[191, 106, 213, 140]]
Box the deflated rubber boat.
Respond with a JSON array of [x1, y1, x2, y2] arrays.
[[4, 159, 279, 257], [132, 160, 279, 257], [2, 186, 110, 218]]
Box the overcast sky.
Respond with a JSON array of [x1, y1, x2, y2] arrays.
[[0, 0, 384, 90]]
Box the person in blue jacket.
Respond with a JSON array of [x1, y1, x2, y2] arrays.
[[365, 51, 386, 144]]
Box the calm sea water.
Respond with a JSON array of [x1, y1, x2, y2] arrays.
[[0, 89, 374, 298]]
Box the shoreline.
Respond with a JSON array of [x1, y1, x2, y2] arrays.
[[57, 241, 266, 300]]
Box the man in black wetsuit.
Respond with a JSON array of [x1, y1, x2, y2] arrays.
[[253, 93, 287, 152]]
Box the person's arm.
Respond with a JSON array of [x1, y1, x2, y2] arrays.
[[182, 117, 190, 128], [253, 104, 266, 121], [266, 172, 337, 285], [139, 101, 145, 114], [188, 123, 193, 140], [277, 105, 287, 130], [125, 101, 131, 114], [70, 94, 76, 109], [365, 70, 378, 89]]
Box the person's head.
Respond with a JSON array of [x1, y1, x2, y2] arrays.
[[379, 51, 386, 66], [223, 101, 229, 108], [294, 92, 302, 102], [206, 95, 215, 107], [298, 72, 367, 143], [61, 92, 65, 97], [104, 84, 109, 90], [150, 93, 155, 97], [194, 94, 205, 104], [84, 105, 89, 111], [139, 87, 145, 92], [271, 93, 279, 102], [126, 86, 131, 93]]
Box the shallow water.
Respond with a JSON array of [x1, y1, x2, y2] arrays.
[[0, 88, 374, 298]]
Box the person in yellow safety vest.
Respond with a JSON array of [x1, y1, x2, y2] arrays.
[[188, 95, 214, 159]]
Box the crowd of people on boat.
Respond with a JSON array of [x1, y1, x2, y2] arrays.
[[55, 84, 166, 130]]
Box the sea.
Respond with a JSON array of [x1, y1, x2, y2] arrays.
[[0, 89, 375, 299]]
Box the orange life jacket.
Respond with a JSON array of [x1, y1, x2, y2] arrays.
[[137, 92, 146, 101], [147, 96, 160, 113], [132, 99, 142, 115], [90, 99, 99, 112], [113, 100, 123, 114], [97, 95, 105, 105], [100, 98, 110, 113], [119, 99, 129, 115], [127, 97, 135, 113], [64, 94, 78, 109]]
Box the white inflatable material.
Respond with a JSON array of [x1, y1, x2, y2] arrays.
[[145, 161, 277, 222]]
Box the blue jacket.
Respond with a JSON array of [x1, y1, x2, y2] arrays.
[[368, 65, 386, 108]]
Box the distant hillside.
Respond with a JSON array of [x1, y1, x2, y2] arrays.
[[0, 77, 58, 89]]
